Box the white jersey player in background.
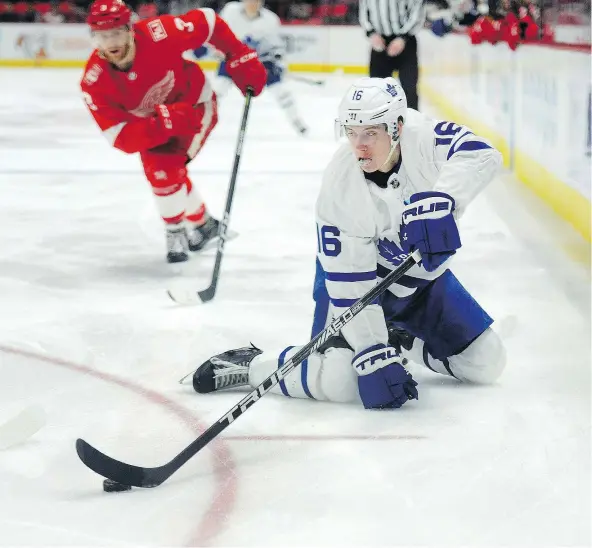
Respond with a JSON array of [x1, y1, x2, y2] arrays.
[[191, 77, 507, 410], [211, 0, 308, 135]]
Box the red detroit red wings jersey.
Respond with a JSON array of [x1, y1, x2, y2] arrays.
[[80, 9, 243, 154]]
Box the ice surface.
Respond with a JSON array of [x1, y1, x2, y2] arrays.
[[0, 69, 590, 547]]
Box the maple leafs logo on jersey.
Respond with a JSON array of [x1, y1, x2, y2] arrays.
[[243, 35, 260, 50], [386, 83, 398, 97], [129, 71, 175, 118], [377, 238, 407, 266]]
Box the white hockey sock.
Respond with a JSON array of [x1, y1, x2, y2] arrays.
[[249, 346, 359, 404], [153, 184, 187, 225], [269, 83, 304, 128], [184, 182, 207, 225]]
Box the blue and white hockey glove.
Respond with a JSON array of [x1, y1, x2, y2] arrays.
[[353, 344, 418, 409], [400, 191, 461, 272]]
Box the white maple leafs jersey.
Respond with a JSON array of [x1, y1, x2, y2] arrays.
[[316, 108, 503, 354], [219, 1, 285, 62]]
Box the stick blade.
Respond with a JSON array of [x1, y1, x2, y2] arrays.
[[75, 438, 164, 488], [197, 285, 216, 303], [166, 278, 218, 304], [166, 284, 206, 305]]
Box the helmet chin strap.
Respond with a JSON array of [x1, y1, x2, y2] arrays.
[[376, 121, 401, 172], [378, 138, 401, 172]]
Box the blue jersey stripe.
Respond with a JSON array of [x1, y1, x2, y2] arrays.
[[331, 297, 380, 307], [395, 275, 433, 289], [447, 140, 492, 160], [353, 343, 387, 362], [301, 358, 315, 399], [376, 263, 393, 279], [325, 270, 377, 282], [277, 346, 294, 397], [377, 263, 433, 290], [446, 130, 474, 159], [311, 294, 330, 339]]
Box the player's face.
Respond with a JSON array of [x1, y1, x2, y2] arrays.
[[93, 27, 132, 65], [345, 125, 392, 172], [243, 0, 262, 16]]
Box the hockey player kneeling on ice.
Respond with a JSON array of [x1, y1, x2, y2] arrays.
[[193, 77, 507, 409]]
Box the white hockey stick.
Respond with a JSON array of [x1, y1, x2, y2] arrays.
[[0, 405, 46, 450], [287, 74, 325, 86]]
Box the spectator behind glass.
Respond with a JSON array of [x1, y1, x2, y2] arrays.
[[13, 1, 37, 22], [0, 1, 19, 22], [137, 1, 158, 18], [35, 2, 66, 22]]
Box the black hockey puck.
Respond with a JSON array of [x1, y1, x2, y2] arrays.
[[103, 478, 132, 492]]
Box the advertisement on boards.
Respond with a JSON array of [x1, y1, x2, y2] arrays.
[[0, 24, 93, 61]]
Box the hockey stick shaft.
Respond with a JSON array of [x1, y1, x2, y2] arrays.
[[206, 90, 252, 290], [189, 250, 421, 429], [168, 88, 253, 305], [288, 74, 324, 86], [76, 250, 421, 487]]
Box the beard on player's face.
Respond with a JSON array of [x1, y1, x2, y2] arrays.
[[93, 27, 134, 67]]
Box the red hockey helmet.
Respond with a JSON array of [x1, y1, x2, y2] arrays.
[[87, 0, 132, 31]]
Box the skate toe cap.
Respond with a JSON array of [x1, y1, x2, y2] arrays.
[[192, 362, 215, 393]]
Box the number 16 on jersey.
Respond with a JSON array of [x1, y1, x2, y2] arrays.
[[316, 224, 341, 257]]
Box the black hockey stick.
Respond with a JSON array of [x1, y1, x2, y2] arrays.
[[75, 249, 421, 488], [166, 87, 254, 305]]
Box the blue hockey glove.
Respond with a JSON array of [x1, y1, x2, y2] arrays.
[[263, 60, 284, 86], [192, 46, 209, 59], [399, 191, 461, 272], [353, 344, 418, 409], [431, 19, 453, 37]]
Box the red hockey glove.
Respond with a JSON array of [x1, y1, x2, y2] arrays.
[[225, 46, 267, 97], [154, 103, 202, 139]]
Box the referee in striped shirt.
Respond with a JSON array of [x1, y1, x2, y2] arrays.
[[359, 0, 426, 110]]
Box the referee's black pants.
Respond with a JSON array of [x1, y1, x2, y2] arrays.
[[369, 35, 419, 110]]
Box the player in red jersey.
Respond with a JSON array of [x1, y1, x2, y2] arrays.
[[80, 0, 266, 263]]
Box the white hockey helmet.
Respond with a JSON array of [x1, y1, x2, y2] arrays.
[[336, 77, 407, 147]]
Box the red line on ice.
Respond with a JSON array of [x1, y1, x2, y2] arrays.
[[0, 344, 236, 547], [223, 434, 426, 441]]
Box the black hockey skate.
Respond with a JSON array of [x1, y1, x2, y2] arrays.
[[187, 216, 220, 252], [193, 344, 263, 394], [295, 120, 308, 136], [166, 224, 189, 263]]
